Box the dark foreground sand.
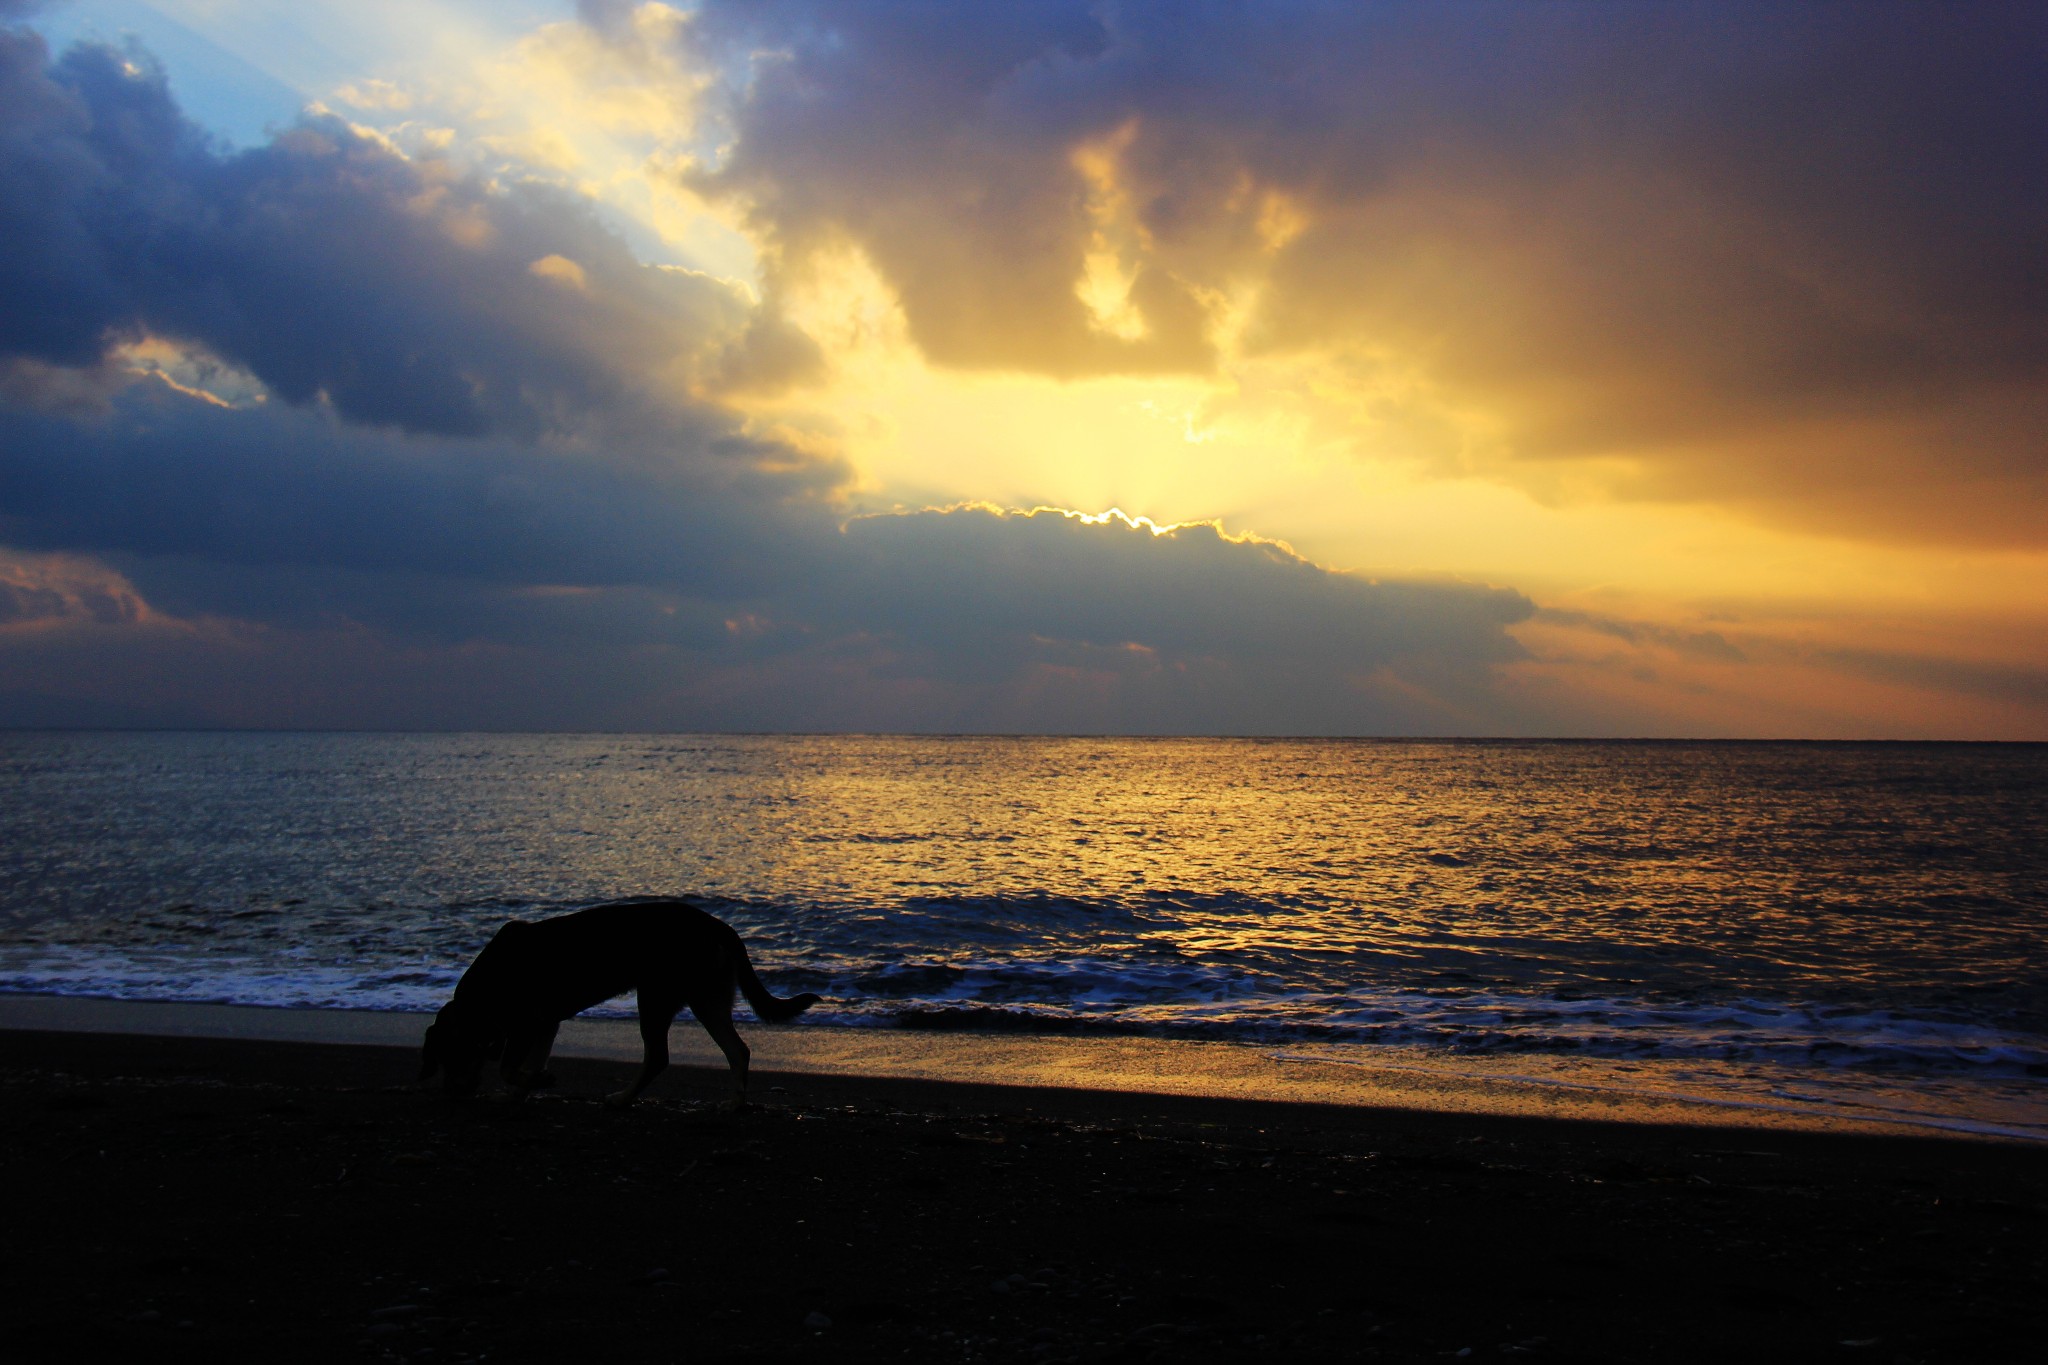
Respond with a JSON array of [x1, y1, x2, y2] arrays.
[[2, 1029, 2043, 1365]]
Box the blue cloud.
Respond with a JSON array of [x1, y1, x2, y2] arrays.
[[0, 29, 765, 437]]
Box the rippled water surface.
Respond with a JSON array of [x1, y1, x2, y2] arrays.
[[2, 732, 2044, 1133]]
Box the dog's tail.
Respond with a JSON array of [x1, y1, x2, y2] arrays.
[[730, 929, 822, 1023]]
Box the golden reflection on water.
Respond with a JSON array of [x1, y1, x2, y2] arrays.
[[689, 735, 2037, 993], [1, 732, 2041, 1020]]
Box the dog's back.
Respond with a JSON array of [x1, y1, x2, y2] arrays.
[[461, 901, 727, 1018]]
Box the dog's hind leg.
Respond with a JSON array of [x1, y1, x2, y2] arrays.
[[690, 990, 753, 1110], [606, 992, 681, 1109]]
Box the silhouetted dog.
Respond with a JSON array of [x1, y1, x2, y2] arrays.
[[419, 899, 821, 1107]]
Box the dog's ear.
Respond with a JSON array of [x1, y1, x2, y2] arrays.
[[419, 1022, 443, 1082]]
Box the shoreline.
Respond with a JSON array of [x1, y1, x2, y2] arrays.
[[5, 992, 2042, 1145]]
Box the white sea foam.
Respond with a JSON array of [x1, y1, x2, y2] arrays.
[[5, 942, 2042, 1081]]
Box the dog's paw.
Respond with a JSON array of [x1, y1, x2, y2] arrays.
[[604, 1089, 638, 1109]]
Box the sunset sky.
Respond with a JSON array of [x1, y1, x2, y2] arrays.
[[3, 0, 2044, 737]]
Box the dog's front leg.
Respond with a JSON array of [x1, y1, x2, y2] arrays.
[[504, 1020, 561, 1094], [606, 1001, 677, 1108]]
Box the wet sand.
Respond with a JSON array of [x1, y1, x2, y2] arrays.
[[9, 995, 2035, 1141], [3, 1011, 2045, 1363]]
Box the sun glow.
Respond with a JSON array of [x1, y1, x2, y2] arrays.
[[1071, 120, 1150, 341]]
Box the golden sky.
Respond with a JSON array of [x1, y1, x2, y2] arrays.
[[2, 1, 2044, 736]]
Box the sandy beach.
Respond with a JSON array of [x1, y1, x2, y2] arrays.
[[3, 1003, 2044, 1364]]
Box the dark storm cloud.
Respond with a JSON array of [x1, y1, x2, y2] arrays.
[[0, 27, 759, 437], [686, 0, 2048, 545], [0, 420, 1540, 730], [764, 506, 1539, 733], [828, 507, 1530, 680], [0, 383, 827, 598]]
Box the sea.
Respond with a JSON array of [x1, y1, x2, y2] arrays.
[[2, 732, 2044, 1139]]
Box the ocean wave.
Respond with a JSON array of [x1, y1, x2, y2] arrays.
[[13, 938, 2038, 1081]]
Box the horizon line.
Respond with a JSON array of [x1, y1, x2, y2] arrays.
[[1, 727, 2040, 746]]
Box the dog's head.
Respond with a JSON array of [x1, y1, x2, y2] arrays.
[[419, 1008, 492, 1097]]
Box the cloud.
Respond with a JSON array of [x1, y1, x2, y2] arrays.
[[1504, 603, 2048, 739], [1534, 609, 1745, 666], [1813, 646, 2048, 712], [828, 506, 1529, 671], [0, 378, 835, 597], [0, 470, 1540, 733], [681, 1, 2048, 546], [0, 548, 152, 630], [0, 27, 771, 439], [773, 505, 1538, 734]]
